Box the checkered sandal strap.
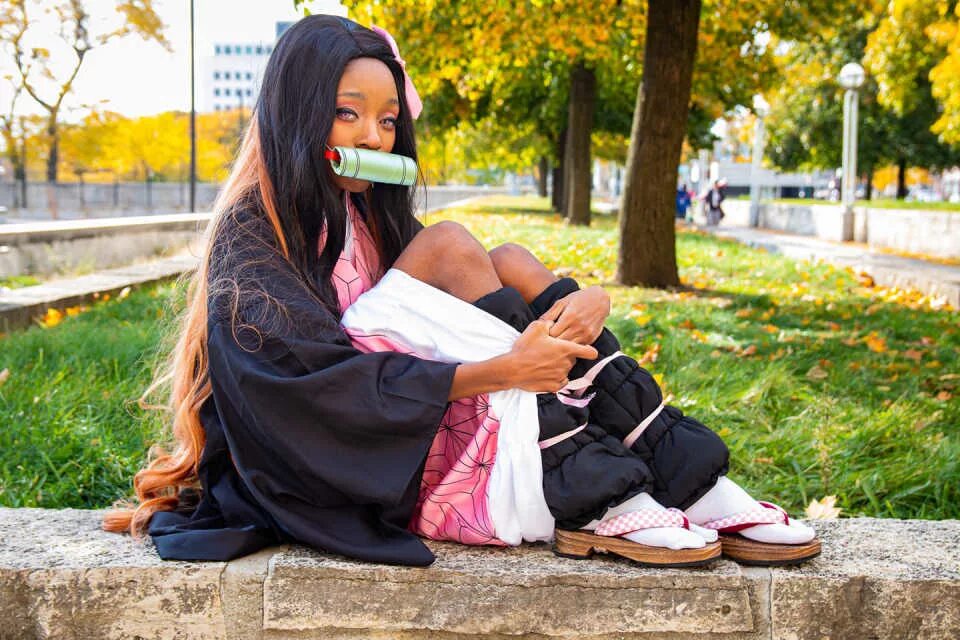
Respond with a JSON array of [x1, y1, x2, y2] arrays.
[[594, 508, 690, 537], [700, 501, 790, 533]]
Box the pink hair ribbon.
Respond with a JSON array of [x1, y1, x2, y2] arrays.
[[370, 24, 423, 120]]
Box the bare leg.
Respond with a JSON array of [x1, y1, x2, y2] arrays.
[[488, 243, 558, 303], [393, 221, 502, 302]]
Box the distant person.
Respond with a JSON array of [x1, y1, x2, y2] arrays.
[[676, 183, 692, 220], [705, 179, 726, 226]]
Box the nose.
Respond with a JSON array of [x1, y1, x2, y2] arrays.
[[356, 117, 383, 151]]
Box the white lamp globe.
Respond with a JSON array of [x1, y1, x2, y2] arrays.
[[838, 62, 866, 90], [752, 94, 770, 117]]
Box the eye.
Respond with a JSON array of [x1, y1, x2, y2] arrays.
[[336, 107, 357, 121], [381, 116, 398, 130]]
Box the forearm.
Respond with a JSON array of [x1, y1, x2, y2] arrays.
[[448, 355, 516, 401]]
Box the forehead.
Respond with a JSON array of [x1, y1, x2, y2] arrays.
[[337, 57, 399, 101]]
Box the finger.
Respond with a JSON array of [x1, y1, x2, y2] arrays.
[[551, 312, 575, 337], [569, 343, 599, 360], [540, 301, 564, 322]]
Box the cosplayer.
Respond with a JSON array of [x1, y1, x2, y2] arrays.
[[103, 16, 819, 568]]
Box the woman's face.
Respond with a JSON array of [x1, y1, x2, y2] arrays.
[[327, 57, 400, 193]]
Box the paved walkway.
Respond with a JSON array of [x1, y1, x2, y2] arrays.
[[702, 224, 960, 308]]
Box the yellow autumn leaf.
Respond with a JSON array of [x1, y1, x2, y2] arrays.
[[40, 308, 63, 328], [805, 495, 842, 520], [865, 333, 888, 353], [763, 324, 779, 334]]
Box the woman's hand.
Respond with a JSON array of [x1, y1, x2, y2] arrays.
[[504, 319, 598, 393], [538, 285, 611, 345]]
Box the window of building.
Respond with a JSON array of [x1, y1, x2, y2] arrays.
[[266, 45, 273, 53], [214, 88, 221, 96], [224, 71, 231, 80], [214, 104, 221, 111], [224, 88, 230, 96], [246, 45, 253, 54], [256, 45, 263, 55], [246, 88, 252, 96], [215, 45, 222, 55], [213, 71, 220, 80], [246, 71, 253, 80], [224, 45, 231, 54]]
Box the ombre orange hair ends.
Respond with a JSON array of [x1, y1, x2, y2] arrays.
[[101, 117, 290, 539]]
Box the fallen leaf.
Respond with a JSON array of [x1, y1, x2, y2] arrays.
[[118, 286, 132, 299], [763, 324, 779, 334], [806, 365, 829, 381], [735, 309, 753, 319], [903, 349, 924, 362], [740, 344, 758, 356], [638, 344, 660, 365], [865, 333, 888, 353], [679, 319, 696, 330], [0, 368, 9, 388], [936, 390, 953, 402], [806, 495, 842, 520]]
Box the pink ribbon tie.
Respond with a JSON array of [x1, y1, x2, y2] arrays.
[[371, 25, 423, 120]]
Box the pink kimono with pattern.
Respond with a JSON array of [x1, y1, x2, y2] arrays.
[[324, 196, 506, 546]]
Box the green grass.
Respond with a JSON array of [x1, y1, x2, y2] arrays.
[[2, 195, 958, 521], [0, 275, 40, 290]]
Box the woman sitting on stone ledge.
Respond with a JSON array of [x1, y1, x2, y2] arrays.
[[102, 15, 819, 568]]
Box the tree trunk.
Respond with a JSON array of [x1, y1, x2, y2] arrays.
[[564, 62, 596, 226], [537, 155, 549, 198], [551, 128, 567, 213], [864, 167, 874, 201], [45, 116, 59, 183], [617, 0, 701, 288], [896, 158, 908, 199]]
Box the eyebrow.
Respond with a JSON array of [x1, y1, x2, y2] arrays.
[[337, 91, 399, 106]]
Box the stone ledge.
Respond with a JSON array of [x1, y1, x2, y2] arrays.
[[0, 508, 957, 639]]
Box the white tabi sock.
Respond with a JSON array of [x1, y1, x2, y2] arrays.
[[581, 492, 709, 550], [684, 477, 815, 544]]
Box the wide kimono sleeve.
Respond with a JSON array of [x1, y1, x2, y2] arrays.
[[149, 213, 457, 566]]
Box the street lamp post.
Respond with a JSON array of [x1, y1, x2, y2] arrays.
[[189, 0, 197, 214], [749, 95, 769, 228], [838, 62, 865, 240]]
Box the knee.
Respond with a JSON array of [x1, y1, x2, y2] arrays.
[[488, 242, 532, 271], [420, 221, 485, 260]]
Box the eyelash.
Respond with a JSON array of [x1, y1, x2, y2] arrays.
[[336, 108, 397, 129]]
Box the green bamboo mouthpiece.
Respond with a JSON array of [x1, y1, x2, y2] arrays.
[[327, 146, 418, 186]]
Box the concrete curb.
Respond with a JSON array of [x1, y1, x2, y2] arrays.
[[0, 509, 957, 639], [0, 253, 199, 334]]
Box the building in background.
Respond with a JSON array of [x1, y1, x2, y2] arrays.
[[199, 22, 294, 113]]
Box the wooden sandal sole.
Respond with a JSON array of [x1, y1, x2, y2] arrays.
[[553, 529, 722, 568], [719, 534, 822, 566]]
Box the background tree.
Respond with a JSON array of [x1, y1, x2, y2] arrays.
[[0, 0, 169, 187], [765, 0, 960, 198], [0, 72, 28, 207], [616, 0, 700, 288]]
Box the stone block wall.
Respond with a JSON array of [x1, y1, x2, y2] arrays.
[[1, 508, 958, 639]]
